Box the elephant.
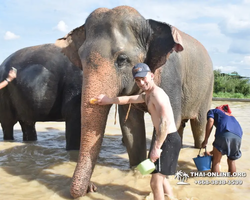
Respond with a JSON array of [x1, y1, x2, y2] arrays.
[[0, 43, 82, 150], [55, 6, 214, 197]]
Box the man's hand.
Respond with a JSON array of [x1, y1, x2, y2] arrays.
[[149, 147, 162, 163], [203, 150, 213, 156], [91, 94, 113, 105], [7, 69, 17, 81]]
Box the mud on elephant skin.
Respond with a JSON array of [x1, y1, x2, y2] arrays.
[[0, 44, 82, 150], [55, 5, 214, 198]]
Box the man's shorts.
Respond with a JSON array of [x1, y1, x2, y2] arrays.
[[213, 131, 242, 160], [149, 131, 181, 176]]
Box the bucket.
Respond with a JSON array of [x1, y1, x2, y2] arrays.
[[137, 159, 155, 175], [193, 148, 213, 171]]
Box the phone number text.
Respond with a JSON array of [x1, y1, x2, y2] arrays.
[[194, 180, 243, 185]]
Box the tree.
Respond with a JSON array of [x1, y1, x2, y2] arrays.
[[213, 70, 250, 98]]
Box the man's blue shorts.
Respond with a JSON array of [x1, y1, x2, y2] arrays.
[[213, 131, 242, 160]]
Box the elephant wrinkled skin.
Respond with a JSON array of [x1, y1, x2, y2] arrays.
[[55, 6, 214, 198], [0, 44, 82, 150]]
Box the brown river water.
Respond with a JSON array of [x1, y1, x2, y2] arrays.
[[0, 101, 249, 200]]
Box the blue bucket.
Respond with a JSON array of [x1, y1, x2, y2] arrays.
[[193, 148, 213, 171]]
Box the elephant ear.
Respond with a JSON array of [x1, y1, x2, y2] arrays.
[[145, 19, 184, 72], [55, 25, 85, 69]]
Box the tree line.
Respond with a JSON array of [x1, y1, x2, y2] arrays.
[[213, 70, 250, 99]]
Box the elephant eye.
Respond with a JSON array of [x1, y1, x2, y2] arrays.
[[116, 54, 130, 68]]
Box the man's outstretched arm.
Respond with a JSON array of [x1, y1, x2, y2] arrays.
[[93, 94, 145, 105]]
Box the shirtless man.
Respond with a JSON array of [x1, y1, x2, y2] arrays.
[[94, 63, 181, 200]]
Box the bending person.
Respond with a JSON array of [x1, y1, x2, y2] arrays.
[[201, 104, 243, 174]]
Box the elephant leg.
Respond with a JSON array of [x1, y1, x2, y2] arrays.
[[1, 118, 16, 140], [118, 105, 146, 167], [148, 128, 156, 153], [62, 96, 81, 150], [65, 113, 81, 150], [19, 120, 37, 141], [177, 119, 188, 146], [190, 116, 206, 148]]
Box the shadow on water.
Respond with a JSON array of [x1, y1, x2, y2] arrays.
[[88, 183, 149, 200], [0, 128, 152, 199], [177, 160, 198, 173]]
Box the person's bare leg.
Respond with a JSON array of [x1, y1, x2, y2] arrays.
[[227, 158, 236, 175], [163, 176, 174, 198], [211, 147, 222, 172], [150, 173, 165, 200]]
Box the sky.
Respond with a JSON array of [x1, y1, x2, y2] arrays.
[[1, 0, 250, 77]]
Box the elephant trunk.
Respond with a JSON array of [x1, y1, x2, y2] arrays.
[[70, 103, 110, 198], [70, 63, 119, 198]]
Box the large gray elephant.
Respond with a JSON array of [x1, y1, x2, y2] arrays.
[[55, 6, 214, 197], [0, 44, 82, 150]]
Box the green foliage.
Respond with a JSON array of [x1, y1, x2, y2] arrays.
[[213, 70, 250, 98], [213, 92, 245, 98]]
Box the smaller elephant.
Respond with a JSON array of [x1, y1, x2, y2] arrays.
[[0, 43, 82, 150]]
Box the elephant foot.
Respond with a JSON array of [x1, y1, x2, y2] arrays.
[[23, 136, 37, 141], [87, 182, 97, 193], [66, 145, 80, 151], [3, 135, 14, 140], [121, 137, 125, 146], [19, 121, 37, 141], [194, 142, 202, 149]]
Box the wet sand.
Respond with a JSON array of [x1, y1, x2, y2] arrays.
[[0, 101, 249, 200]]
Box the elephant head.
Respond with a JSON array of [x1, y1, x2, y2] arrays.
[[55, 6, 183, 198]]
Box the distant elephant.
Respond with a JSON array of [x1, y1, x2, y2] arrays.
[[55, 6, 214, 197], [0, 44, 82, 150]]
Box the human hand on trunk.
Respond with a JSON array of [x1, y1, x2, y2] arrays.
[[90, 94, 113, 105]]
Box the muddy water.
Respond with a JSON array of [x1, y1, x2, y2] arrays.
[[0, 101, 249, 200]]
